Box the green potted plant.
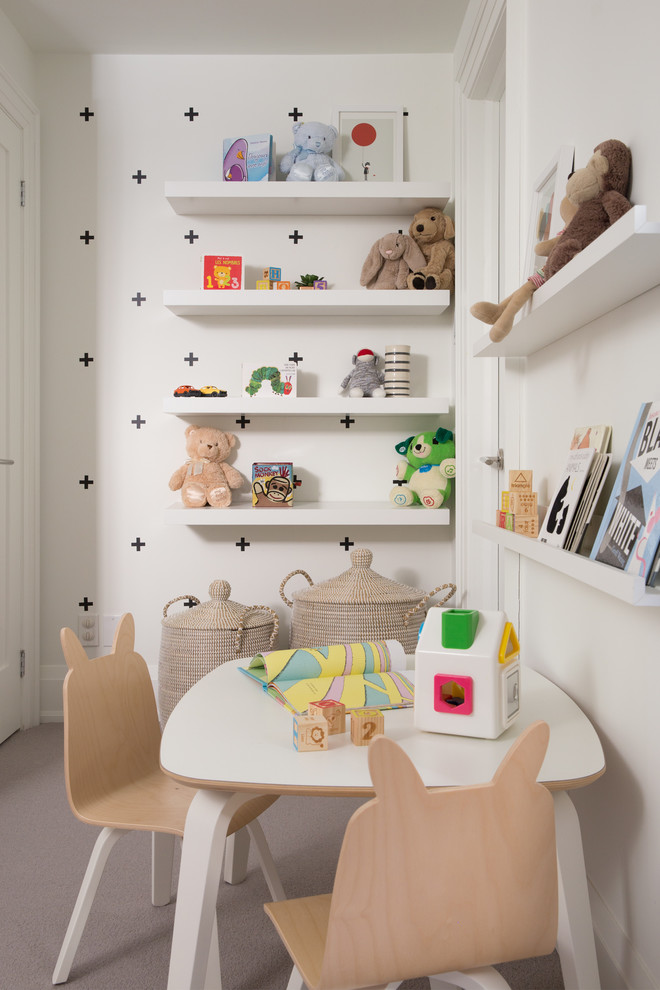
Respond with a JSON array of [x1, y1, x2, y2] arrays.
[[295, 273, 323, 290]]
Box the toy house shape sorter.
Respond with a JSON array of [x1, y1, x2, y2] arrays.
[[414, 608, 520, 739]]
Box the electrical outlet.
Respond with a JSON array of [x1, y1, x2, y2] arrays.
[[103, 615, 121, 648], [78, 613, 99, 647]]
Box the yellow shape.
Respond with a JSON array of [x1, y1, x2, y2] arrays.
[[498, 622, 520, 664]]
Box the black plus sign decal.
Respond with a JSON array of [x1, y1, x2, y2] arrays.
[[293, 475, 302, 488], [184, 598, 197, 609], [184, 107, 199, 121], [131, 415, 146, 429], [184, 229, 199, 244], [288, 107, 303, 121], [79, 353, 94, 366], [131, 537, 146, 552], [392, 478, 406, 486], [235, 415, 250, 429], [236, 537, 250, 551], [132, 170, 147, 184], [80, 107, 94, 121], [79, 476, 94, 489], [80, 230, 95, 244], [288, 352, 303, 364], [289, 229, 303, 245], [339, 537, 354, 551], [184, 352, 198, 367], [132, 292, 146, 306], [340, 415, 355, 429], [78, 597, 94, 611]]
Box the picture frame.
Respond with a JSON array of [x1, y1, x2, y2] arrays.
[[524, 145, 575, 280], [331, 106, 404, 182]]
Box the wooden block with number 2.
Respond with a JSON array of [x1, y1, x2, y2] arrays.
[[351, 709, 384, 747]]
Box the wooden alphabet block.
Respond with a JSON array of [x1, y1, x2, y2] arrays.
[[309, 700, 346, 734], [501, 490, 538, 515], [508, 470, 533, 492], [268, 267, 282, 282], [350, 709, 384, 747], [256, 279, 272, 290], [514, 515, 539, 537], [313, 279, 328, 289], [276, 280, 291, 290], [293, 714, 328, 752]]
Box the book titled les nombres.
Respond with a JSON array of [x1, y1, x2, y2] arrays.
[[203, 255, 242, 290], [590, 401, 660, 581]]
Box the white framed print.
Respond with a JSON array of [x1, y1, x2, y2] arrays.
[[524, 145, 575, 280], [331, 106, 404, 182]]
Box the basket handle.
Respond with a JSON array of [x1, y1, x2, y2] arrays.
[[162, 594, 201, 618], [235, 605, 280, 653], [279, 569, 314, 608], [403, 583, 457, 625]]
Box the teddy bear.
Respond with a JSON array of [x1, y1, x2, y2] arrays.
[[360, 232, 427, 290], [390, 428, 456, 509], [471, 139, 633, 343], [339, 348, 386, 397], [406, 207, 456, 291], [280, 121, 345, 182], [169, 424, 244, 508]]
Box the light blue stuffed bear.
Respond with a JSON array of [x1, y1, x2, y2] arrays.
[[280, 121, 345, 182]]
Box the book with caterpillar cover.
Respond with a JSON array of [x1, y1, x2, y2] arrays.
[[239, 640, 413, 715]]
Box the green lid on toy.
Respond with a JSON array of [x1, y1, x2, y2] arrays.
[[441, 609, 480, 649]]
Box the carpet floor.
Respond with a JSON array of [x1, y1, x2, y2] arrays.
[[0, 724, 564, 990]]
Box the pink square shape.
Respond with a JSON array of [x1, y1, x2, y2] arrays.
[[433, 674, 473, 715]]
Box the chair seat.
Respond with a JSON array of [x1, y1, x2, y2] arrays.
[[265, 893, 332, 990], [74, 767, 277, 836]]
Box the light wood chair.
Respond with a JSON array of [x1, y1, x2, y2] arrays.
[[53, 613, 282, 985], [265, 720, 558, 990]]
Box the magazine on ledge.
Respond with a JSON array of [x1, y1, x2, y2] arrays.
[[239, 640, 413, 715]]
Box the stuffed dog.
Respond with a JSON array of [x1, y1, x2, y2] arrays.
[[360, 232, 426, 290], [406, 207, 455, 291]]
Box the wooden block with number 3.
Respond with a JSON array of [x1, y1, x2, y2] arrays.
[[351, 708, 384, 747]]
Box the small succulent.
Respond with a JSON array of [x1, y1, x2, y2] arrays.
[[295, 273, 323, 288]]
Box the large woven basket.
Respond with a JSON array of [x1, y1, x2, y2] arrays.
[[158, 579, 279, 726], [279, 547, 455, 654]]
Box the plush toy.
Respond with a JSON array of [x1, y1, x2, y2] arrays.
[[406, 207, 455, 291], [169, 424, 244, 508], [280, 121, 345, 182], [360, 232, 427, 290], [471, 139, 633, 343], [339, 349, 386, 397], [390, 428, 456, 509]]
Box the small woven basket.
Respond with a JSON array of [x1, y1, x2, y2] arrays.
[[158, 579, 279, 726], [280, 547, 455, 654]]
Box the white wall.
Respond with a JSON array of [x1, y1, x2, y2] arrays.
[[35, 53, 457, 714], [505, 2, 660, 987], [0, 7, 36, 100]]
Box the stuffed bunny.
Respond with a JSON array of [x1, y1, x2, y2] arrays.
[[360, 232, 427, 290]]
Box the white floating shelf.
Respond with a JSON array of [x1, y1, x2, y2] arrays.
[[473, 520, 660, 607], [163, 288, 450, 317], [163, 396, 449, 416], [166, 502, 451, 527], [165, 181, 451, 216], [473, 206, 660, 358]]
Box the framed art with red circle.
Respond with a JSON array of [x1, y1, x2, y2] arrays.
[[331, 106, 404, 182]]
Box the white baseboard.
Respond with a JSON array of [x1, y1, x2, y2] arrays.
[[589, 880, 657, 989]]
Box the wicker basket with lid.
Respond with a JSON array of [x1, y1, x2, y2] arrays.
[[279, 547, 455, 654], [158, 579, 279, 726]]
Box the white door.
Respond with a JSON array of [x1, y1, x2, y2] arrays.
[[0, 103, 26, 744]]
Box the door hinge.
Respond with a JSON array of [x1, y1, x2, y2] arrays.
[[20, 180, 25, 207], [19, 650, 25, 678]]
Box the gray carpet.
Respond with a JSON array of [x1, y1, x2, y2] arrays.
[[0, 725, 564, 990]]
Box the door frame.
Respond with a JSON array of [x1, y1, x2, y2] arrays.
[[0, 65, 40, 729]]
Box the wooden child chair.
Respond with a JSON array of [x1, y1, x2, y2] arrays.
[[265, 720, 557, 990], [53, 613, 282, 985]]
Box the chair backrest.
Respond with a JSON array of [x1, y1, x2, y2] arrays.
[[318, 720, 558, 990], [61, 613, 162, 823]]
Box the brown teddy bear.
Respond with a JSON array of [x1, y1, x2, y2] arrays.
[[360, 231, 426, 289], [169, 424, 244, 508], [471, 139, 632, 343], [406, 207, 455, 291]]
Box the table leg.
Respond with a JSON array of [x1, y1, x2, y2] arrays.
[[167, 788, 270, 990], [553, 791, 600, 990], [223, 828, 250, 885]]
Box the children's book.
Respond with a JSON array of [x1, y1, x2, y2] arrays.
[[239, 640, 414, 715], [242, 361, 297, 398], [222, 134, 275, 182], [538, 447, 595, 548], [252, 462, 294, 507], [590, 401, 660, 581], [203, 255, 242, 290]]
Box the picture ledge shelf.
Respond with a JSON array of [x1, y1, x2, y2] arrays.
[[163, 289, 450, 317], [474, 520, 660, 607], [163, 397, 450, 416], [167, 502, 451, 527], [164, 180, 451, 216], [473, 205, 660, 358]]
